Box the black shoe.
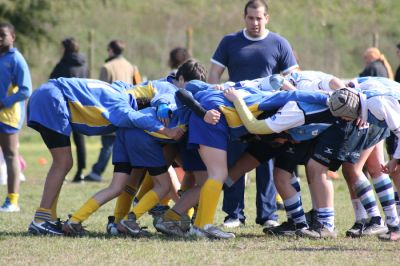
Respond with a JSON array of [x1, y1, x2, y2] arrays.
[[305, 209, 317, 226], [72, 173, 84, 183], [345, 219, 366, 238], [263, 219, 306, 236], [84, 172, 102, 182]]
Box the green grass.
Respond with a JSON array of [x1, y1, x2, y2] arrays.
[[0, 133, 398, 265]]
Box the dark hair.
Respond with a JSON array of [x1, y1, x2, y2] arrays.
[[108, 40, 125, 55], [175, 59, 207, 82], [397, 43, 400, 50], [62, 37, 79, 54], [0, 22, 15, 35], [244, 0, 268, 16], [168, 47, 191, 69]]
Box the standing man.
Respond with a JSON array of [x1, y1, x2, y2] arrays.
[[0, 22, 32, 212], [208, 0, 299, 228], [84, 40, 141, 182]]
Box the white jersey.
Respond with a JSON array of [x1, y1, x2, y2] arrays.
[[287, 70, 335, 92]]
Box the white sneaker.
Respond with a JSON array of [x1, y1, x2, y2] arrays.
[[0, 198, 20, 212], [223, 218, 243, 228], [262, 220, 279, 228]]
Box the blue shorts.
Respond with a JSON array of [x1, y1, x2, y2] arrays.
[[27, 82, 71, 136], [188, 113, 229, 151], [178, 143, 206, 171], [113, 127, 171, 168], [363, 124, 390, 150], [0, 121, 19, 134]]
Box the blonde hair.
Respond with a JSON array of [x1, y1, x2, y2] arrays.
[[364, 47, 394, 79]]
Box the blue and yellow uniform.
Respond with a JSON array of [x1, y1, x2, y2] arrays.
[[185, 80, 329, 151], [27, 78, 174, 137], [0, 47, 32, 133]]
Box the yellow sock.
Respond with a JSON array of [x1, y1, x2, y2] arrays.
[[164, 209, 181, 221], [8, 193, 19, 205], [114, 184, 137, 223], [132, 190, 159, 219], [51, 190, 60, 220], [71, 198, 100, 223], [160, 197, 171, 206], [136, 172, 153, 200], [187, 207, 195, 219], [276, 193, 283, 204], [196, 179, 223, 228], [34, 208, 52, 223]]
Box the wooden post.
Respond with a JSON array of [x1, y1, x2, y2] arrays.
[[88, 29, 95, 78], [372, 32, 379, 48], [186, 27, 193, 56]]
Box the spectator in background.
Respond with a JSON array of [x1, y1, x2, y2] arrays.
[[84, 40, 141, 182], [359, 47, 394, 79], [0, 22, 32, 212], [50, 37, 89, 183], [208, 0, 299, 229], [395, 43, 400, 83], [168, 47, 191, 76]]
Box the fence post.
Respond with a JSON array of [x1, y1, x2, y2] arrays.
[[372, 32, 379, 48], [88, 29, 95, 78], [186, 27, 193, 56]]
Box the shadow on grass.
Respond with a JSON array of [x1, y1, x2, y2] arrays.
[[281, 246, 398, 252]]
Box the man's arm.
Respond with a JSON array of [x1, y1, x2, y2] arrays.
[[207, 63, 225, 84]]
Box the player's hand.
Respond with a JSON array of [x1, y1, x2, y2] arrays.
[[213, 84, 224, 91], [224, 88, 241, 102], [160, 127, 184, 141], [204, 109, 220, 125], [355, 118, 368, 129], [281, 80, 296, 91], [157, 103, 171, 126], [381, 158, 399, 174]]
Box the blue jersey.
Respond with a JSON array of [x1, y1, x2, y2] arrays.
[[0, 47, 32, 130], [186, 80, 328, 139], [211, 30, 298, 81], [28, 78, 165, 136]]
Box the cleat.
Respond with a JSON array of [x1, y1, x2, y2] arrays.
[[188, 226, 207, 238], [154, 215, 191, 237], [118, 212, 151, 237], [0, 198, 20, 212], [264, 220, 307, 236], [201, 224, 235, 239], [222, 218, 244, 228], [305, 209, 317, 226], [62, 219, 87, 237], [83, 172, 102, 182], [106, 216, 119, 236], [362, 216, 388, 236], [297, 220, 337, 239], [148, 204, 170, 218], [28, 220, 63, 236], [378, 226, 400, 241], [345, 219, 367, 238]]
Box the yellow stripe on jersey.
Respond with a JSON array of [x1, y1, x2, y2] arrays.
[[68, 101, 111, 126], [144, 124, 187, 139], [219, 103, 262, 128], [0, 85, 22, 128], [125, 81, 157, 100]]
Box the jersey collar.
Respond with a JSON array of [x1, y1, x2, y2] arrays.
[[243, 28, 269, 41]]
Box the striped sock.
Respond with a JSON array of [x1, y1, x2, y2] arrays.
[[351, 198, 368, 222], [354, 176, 380, 218], [317, 207, 335, 231], [34, 208, 52, 223], [394, 191, 400, 217], [372, 175, 399, 227], [284, 193, 306, 224]]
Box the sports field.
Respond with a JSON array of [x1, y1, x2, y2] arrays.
[[0, 128, 397, 266]]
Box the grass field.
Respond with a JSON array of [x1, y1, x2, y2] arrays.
[[0, 128, 398, 265]]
